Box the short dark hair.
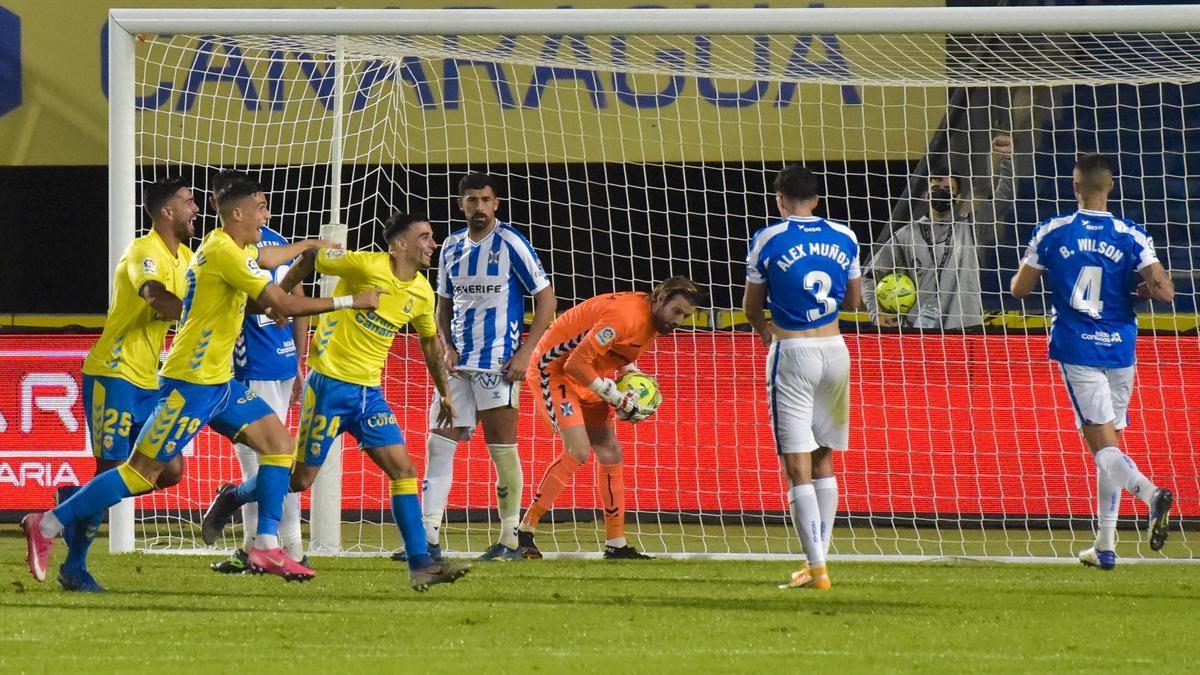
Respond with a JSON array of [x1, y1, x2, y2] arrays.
[[1075, 153, 1114, 195], [458, 172, 503, 197], [384, 212, 429, 243], [215, 175, 264, 212], [773, 165, 820, 202], [143, 176, 190, 217], [651, 276, 705, 307], [210, 169, 252, 201]]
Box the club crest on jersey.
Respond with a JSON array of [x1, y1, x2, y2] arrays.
[[142, 257, 158, 276], [488, 250, 501, 265], [403, 296, 413, 313], [595, 326, 616, 346], [560, 401, 575, 417]]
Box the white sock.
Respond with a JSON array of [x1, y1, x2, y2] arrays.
[[280, 491, 303, 561], [253, 533, 279, 550], [789, 484, 824, 569], [813, 476, 838, 558], [1095, 446, 1155, 508], [40, 511, 64, 538], [1095, 466, 1119, 551], [236, 443, 260, 552], [487, 443, 523, 549], [422, 433, 458, 545], [606, 536, 628, 548]]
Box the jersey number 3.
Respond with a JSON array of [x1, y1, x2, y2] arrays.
[[804, 270, 837, 322], [1070, 265, 1104, 319]]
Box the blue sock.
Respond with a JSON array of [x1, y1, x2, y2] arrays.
[[234, 476, 258, 504], [254, 465, 289, 539], [62, 511, 105, 574], [53, 468, 132, 530], [390, 478, 431, 570]]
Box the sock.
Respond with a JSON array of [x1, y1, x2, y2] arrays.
[[1095, 466, 1120, 551], [598, 462, 625, 546], [234, 476, 258, 504], [236, 444, 260, 552], [421, 434, 458, 546], [47, 465, 146, 537], [813, 476, 838, 558], [1095, 446, 1156, 508], [392, 477, 433, 570], [253, 455, 292, 550], [789, 483, 825, 569], [280, 492, 303, 561], [522, 451, 584, 530], [488, 443, 523, 549]]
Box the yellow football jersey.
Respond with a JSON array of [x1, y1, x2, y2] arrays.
[[160, 228, 273, 385], [307, 249, 437, 387], [83, 230, 193, 389]]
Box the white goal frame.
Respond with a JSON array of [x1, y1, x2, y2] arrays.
[[105, 5, 1200, 556]]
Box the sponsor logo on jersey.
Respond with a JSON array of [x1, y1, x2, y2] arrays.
[[323, 248, 346, 259], [595, 326, 616, 346], [142, 257, 158, 276], [454, 284, 504, 295], [1081, 330, 1123, 345], [246, 257, 268, 277]]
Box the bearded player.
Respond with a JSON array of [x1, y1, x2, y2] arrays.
[[516, 277, 703, 560]]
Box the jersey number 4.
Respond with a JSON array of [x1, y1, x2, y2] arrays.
[[1070, 265, 1104, 319], [804, 270, 837, 322]]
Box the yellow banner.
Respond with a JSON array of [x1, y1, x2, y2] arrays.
[[0, 0, 945, 166]]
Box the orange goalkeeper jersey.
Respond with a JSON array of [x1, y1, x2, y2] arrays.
[[527, 292, 660, 397]]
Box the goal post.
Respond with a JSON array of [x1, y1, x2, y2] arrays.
[[107, 5, 1200, 561]]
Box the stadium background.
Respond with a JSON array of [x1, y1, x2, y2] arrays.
[[0, 0, 1195, 533]]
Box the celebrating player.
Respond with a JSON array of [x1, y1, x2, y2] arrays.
[[206, 170, 310, 574], [21, 176, 368, 585], [1010, 153, 1175, 570], [743, 165, 862, 591], [53, 176, 198, 591], [422, 172, 557, 562], [516, 277, 703, 560], [201, 213, 472, 591]]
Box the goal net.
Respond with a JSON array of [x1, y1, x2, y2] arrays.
[[109, 7, 1199, 561]]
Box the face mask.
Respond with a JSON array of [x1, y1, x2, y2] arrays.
[[929, 187, 954, 214]]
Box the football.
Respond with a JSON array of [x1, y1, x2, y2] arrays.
[[875, 273, 917, 314], [616, 371, 663, 415]]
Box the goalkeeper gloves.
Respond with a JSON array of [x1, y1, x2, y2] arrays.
[[588, 378, 645, 422]]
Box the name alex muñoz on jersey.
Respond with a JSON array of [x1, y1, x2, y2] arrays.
[[234, 226, 299, 382], [1022, 208, 1159, 368], [437, 221, 550, 371], [746, 215, 861, 330]]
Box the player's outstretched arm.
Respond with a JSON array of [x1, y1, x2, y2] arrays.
[[139, 280, 183, 320], [742, 281, 772, 348], [501, 284, 557, 381], [258, 239, 341, 270], [420, 334, 455, 427], [1137, 262, 1175, 303], [277, 248, 318, 293], [1009, 263, 1042, 299], [256, 283, 383, 318]]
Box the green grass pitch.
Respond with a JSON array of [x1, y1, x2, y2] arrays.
[[2, 531, 1198, 673]]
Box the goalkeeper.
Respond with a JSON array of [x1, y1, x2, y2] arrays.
[[516, 277, 704, 560]]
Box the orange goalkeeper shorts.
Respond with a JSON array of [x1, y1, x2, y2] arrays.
[[527, 372, 612, 431]]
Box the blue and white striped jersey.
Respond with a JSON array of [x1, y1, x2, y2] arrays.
[[436, 221, 550, 371], [1022, 208, 1159, 368], [746, 216, 861, 331], [234, 226, 299, 381]]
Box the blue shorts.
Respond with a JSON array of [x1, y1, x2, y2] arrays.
[[81, 374, 159, 461], [133, 377, 275, 462], [296, 370, 405, 467]]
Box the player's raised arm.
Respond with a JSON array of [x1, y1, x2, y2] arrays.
[[258, 238, 342, 269]]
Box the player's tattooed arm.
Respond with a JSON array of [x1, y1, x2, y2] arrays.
[[139, 280, 183, 320], [1137, 262, 1175, 303]]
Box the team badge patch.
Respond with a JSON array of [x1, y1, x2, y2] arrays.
[[246, 258, 268, 276], [560, 401, 575, 417], [142, 257, 158, 276], [323, 248, 346, 259], [595, 326, 617, 346], [403, 296, 414, 313], [488, 250, 501, 265]]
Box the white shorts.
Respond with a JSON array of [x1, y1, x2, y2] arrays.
[[234, 378, 294, 454], [1057, 362, 1135, 430], [428, 370, 519, 441], [767, 336, 850, 454]]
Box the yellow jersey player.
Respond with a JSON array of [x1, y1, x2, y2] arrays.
[[201, 213, 472, 592], [49, 177, 198, 592], [22, 176, 380, 585]]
